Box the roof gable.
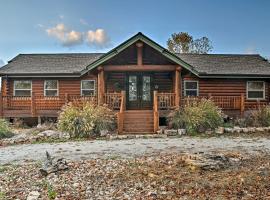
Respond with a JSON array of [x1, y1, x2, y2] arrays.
[[82, 32, 198, 75]]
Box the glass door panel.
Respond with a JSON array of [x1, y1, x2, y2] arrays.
[[142, 76, 151, 101], [128, 75, 137, 101]]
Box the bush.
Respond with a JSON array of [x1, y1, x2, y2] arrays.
[[57, 102, 116, 138], [245, 105, 270, 127], [0, 119, 13, 139], [169, 98, 223, 134]]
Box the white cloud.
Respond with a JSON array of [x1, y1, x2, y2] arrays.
[[79, 18, 88, 26], [46, 23, 83, 46], [46, 23, 110, 48], [86, 29, 110, 47]]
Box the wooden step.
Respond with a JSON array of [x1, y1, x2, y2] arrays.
[[122, 110, 154, 133]]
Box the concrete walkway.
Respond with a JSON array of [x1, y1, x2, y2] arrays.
[[0, 137, 269, 165]]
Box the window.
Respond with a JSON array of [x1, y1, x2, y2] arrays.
[[184, 80, 199, 96], [81, 80, 95, 96], [44, 80, 58, 96], [14, 80, 32, 96], [247, 81, 265, 100]]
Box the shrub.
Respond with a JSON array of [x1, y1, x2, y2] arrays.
[[169, 98, 223, 134], [58, 102, 116, 138], [245, 105, 270, 127], [0, 119, 13, 139]]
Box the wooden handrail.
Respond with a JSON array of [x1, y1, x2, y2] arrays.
[[153, 91, 159, 133], [117, 90, 126, 134]]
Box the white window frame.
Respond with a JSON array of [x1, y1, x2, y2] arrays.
[[81, 80, 96, 96], [44, 80, 59, 97], [13, 80, 32, 96], [246, 81, 265, 100], [184, 80, 199, 96]]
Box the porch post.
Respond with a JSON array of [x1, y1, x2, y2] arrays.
[[175, 66, 181, 108], [136, 42, 143, 66], [97, 66, 105, 105]]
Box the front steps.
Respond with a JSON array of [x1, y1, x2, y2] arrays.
[[122, 110, 154, 134]]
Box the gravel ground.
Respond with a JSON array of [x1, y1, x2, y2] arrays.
[[1, 136, 269, 165]]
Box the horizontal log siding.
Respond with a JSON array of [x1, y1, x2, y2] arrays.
[[6, 73, 97, 97], [153, 72, 173, 93], [183, 77, 270, 109], [106, 72, 126, 93]]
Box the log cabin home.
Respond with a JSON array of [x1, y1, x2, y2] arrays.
[[0, 32, 270, 134]]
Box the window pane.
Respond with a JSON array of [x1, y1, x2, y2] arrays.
[[129, 76, 137, 101], [45, 80, 57, 89], [15, 90, 31, 96], [82, 90, 94, 96], [248, 91, 264, 99], [185, 82, 197, 90], [45, 90, 58, 97], [142, 76, 151, 101], [248, 82, 264, 90], [185, 90, 198, 96], [14, 81, 31, 89], [82, 80, 95, 90]]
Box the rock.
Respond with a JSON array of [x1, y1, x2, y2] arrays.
[[100, 130, 109, 137], [205, 129, 213, 135], [224, 128, 233, 133], [73, 182, 80, 188], [242, 128, 249, 133], [40, 151, 68, 176], [256, 127, 264, 132], [233, 126, 242, 133], [215, 127, 224, 134], [27, 191, 40, 200], [183, 153, 241, 171], [178, 129, 186, 135], [39, 130, 60, 138], [164, 129, 178, 136], [249, 127, 256, 133]]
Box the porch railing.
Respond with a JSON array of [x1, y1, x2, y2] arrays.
[[157, 93, 176, 110], [181, 96, 243, 110], [104, 92, 122, 110]]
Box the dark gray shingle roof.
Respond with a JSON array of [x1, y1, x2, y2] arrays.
[[177, 54, 270, 76], [0, 53, 103, 75], [0, 53, 270, 77]]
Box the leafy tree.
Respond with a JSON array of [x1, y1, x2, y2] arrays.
[[167, 32, 193, 53], [167, 32, 213, 54]]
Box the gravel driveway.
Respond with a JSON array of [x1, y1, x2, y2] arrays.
[[1, 136, 269, 165]]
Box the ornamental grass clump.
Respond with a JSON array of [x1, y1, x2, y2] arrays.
[[170, 98, 223, 134], [245, 105, 270, 127], [58, 102, 116, 138], [0, 119, 13, 139]]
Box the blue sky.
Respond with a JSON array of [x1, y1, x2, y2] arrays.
[[0, 0, 270, 65]]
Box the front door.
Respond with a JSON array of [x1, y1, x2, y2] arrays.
[[127, 73, 152, 110]]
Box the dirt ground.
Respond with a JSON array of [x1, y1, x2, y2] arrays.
[[1, 136, 270, 165]]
